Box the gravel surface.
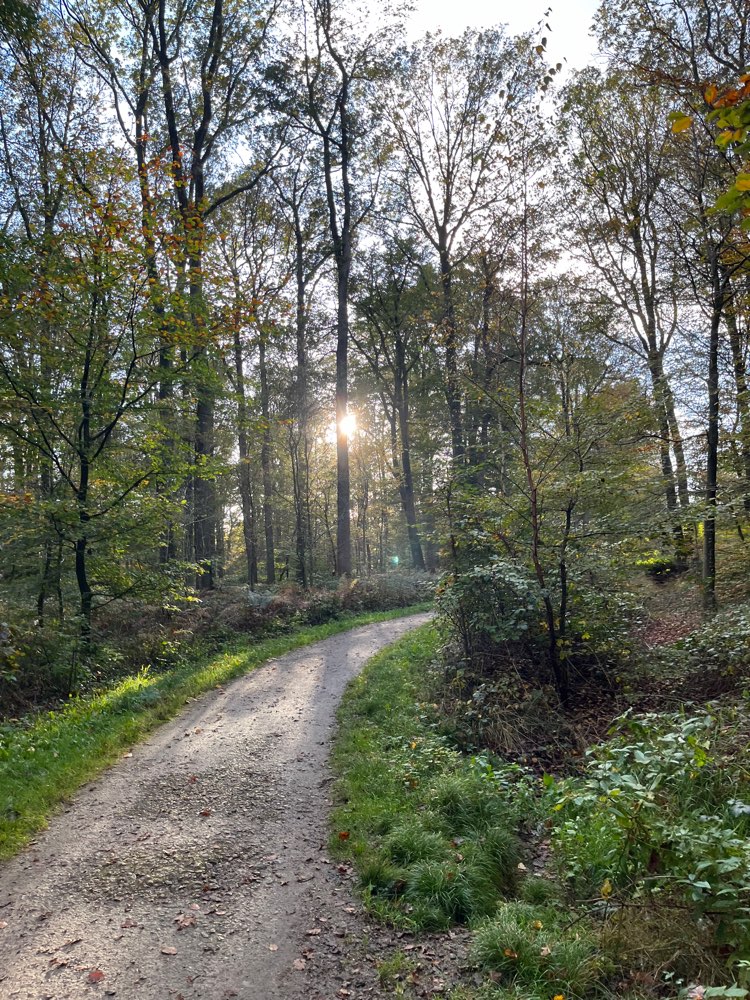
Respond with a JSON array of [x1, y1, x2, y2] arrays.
[[0, 613, 472, 1000]]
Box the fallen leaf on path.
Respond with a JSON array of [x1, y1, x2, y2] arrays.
[[87, 969, 105, 983], [0, 921, 7, 929], [188, 775, 198, 784], [121, 919, 138, 928], [160, 946, 177, 955], [293, 958, 306, 970], [306, 928, 321, 936], [269, 944, 278, 951], [199, 809, 212, 817], [174, 913, 196, 929]]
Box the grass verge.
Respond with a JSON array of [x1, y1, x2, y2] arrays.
[[331, 623, 537, 930], [332, 624, 750, 1000], [0, 603, 430, 861]]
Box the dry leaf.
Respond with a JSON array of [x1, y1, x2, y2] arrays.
[[87, 969, 105, 983], [174, 912, 196, 929], [0, 921, 7, 930], [306, 928, 321, 936], [161, 946, 177, 955], [293, 958, 306, 970], [269, 944, 278, 952]]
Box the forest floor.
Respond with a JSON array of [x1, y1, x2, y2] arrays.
[[0, 612, 465, 1000]]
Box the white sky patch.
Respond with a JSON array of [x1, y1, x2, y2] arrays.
[[406, 0, 601, 72]]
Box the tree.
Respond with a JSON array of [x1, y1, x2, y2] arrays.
[[385, 27, 535, 467], [291, 0, 395, 575]]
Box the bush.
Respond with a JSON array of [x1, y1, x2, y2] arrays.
[[437, 560, 542, 667], [651, 603, 750, 697], [549, 708, 750, 972], [338, 573, 435, 613]]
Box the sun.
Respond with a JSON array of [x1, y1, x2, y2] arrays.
[[339, 412, 357, 438]]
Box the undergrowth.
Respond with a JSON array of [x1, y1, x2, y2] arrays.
[[0, 604, 428, 861], [332, 624, 750, 1000]]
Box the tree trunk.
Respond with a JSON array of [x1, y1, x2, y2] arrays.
[[259, 334, 275, 584], [439, 246, 464, 465], [394, 340, 425, 571], [725, 282, 750, 514], [335, 264, 352, 575]]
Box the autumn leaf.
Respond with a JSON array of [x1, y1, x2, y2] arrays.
[[671, 114, 693, 133], [269, 943, 279, 951], [87, 969, 105, 983], [601, 878, 613, 898], [736, 174, 750, 191], [174, 912, 196, 929], [293, 958, 306, 970], [161, 946, 177, 955], [503, 948, 518, 959], [338, 830, 350, 840]]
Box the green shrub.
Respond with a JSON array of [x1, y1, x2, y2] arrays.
[[653, 603, 750, 694], [549, 709, 750, 970]]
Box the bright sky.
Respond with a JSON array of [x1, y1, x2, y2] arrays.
[[407, 0, 601, 72]]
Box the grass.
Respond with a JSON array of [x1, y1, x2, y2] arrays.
[[331, 622, 533, 931], [0, 603, 429, 861], [329, 625, 647, 1000]]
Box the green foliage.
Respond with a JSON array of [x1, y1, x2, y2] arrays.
[[654, 603, 750, 687], [550, 709, 750, 970], [437, 560, 542, 655]]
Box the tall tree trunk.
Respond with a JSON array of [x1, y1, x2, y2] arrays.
[[231, 279, 258, 588], [703, 257, 728, 611], [259, 334, 275, 584], [725, 280, 750, 515], [646, 353, 682, 529], [439, 245, 464, 465], [335, 264, 352, 575], [393, 340, 425, 571]]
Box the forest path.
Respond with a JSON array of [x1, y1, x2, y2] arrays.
[[0, 613, 432, 1000]]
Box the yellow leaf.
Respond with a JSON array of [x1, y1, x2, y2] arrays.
[[601, 878, 613, 898], [736, 174, 750, 191], [705, 84, 718, 104], [671, 115, 693, 133]]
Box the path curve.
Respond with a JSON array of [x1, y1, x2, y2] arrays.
[[0, 613, 432, 1000]]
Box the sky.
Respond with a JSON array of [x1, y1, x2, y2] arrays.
[[407, 0, 601, 73]]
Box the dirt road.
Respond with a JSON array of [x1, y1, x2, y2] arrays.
[[0, 614, 434, 1000]]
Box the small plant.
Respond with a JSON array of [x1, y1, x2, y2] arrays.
[[549, 708, 750, 975], [472, 901, 604, 996]]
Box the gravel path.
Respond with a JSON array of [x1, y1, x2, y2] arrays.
[[0, 614, 439, 1000]]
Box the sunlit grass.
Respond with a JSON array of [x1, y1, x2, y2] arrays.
[[0, 604, 429, 860]]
